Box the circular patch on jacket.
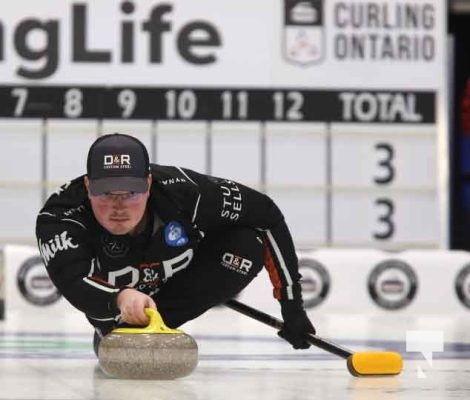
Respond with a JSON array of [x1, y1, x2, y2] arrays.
[[164, 221, 189, 247], [102, 234, 129, 258]]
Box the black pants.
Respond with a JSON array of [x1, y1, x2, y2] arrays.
[[154, 227, 265, 328], [93, 227, 264, 356], [94, 227, 264, 346]]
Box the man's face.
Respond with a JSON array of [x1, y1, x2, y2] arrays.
[[85, 176, 151, 235]]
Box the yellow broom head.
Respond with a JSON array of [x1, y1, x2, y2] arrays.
[[347, 351, 403, 376]]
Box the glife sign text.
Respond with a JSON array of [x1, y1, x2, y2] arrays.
[[0, 1, 222, 79]]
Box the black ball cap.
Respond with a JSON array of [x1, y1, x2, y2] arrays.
[[86, 133, 150, 195]]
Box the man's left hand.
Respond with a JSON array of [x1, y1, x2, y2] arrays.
[[278, 301, 316, 349]]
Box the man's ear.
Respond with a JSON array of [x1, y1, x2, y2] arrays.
[[84, 176, 91, 196], [147, 174, 152, 189]]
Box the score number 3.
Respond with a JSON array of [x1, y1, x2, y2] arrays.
[[373, 143, 395, 240]]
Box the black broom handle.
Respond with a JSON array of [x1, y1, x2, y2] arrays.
[[225, 299, 352, 359]]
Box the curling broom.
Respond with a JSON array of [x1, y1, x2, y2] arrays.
[[225, 299, 403, 377]]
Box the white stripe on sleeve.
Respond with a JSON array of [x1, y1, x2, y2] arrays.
[[177, 167, 197, 185], [61, 218, 87, 230], [266, 230, 294, 300], [83, 277, 119, 294], [88, 315, 117, 322], [192, 194, 201, 223]]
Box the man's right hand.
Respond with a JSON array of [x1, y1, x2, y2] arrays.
[[116, 288, 157, 326]]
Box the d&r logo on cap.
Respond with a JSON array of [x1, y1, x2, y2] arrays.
[[104, 154, 132, 169]]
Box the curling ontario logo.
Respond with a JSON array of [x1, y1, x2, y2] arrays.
[[283, 0, 325, 65]]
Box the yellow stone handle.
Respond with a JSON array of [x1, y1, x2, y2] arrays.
[[112, 307, 183, 334]]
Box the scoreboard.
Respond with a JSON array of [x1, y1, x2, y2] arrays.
[[0, 85, 440, 249], [0, 86, 434, 122], [0, 0, 447, 249]]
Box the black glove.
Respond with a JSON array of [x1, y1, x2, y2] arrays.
[[278, 301, 316, 349]]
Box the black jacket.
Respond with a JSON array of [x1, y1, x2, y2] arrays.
[[36, 164, 303, 325]]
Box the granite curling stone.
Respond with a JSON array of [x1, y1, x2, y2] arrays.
[[98, 308, 198, 380]]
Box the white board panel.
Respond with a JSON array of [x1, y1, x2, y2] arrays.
[[331, 191, 438, 248], [46, 120, 98, 190], [156, 122, 207, 172], [266, 122, 327, 186], [211, 122, 261, 184]]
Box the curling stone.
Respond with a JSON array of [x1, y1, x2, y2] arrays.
[[98, 308, 198, 380]]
